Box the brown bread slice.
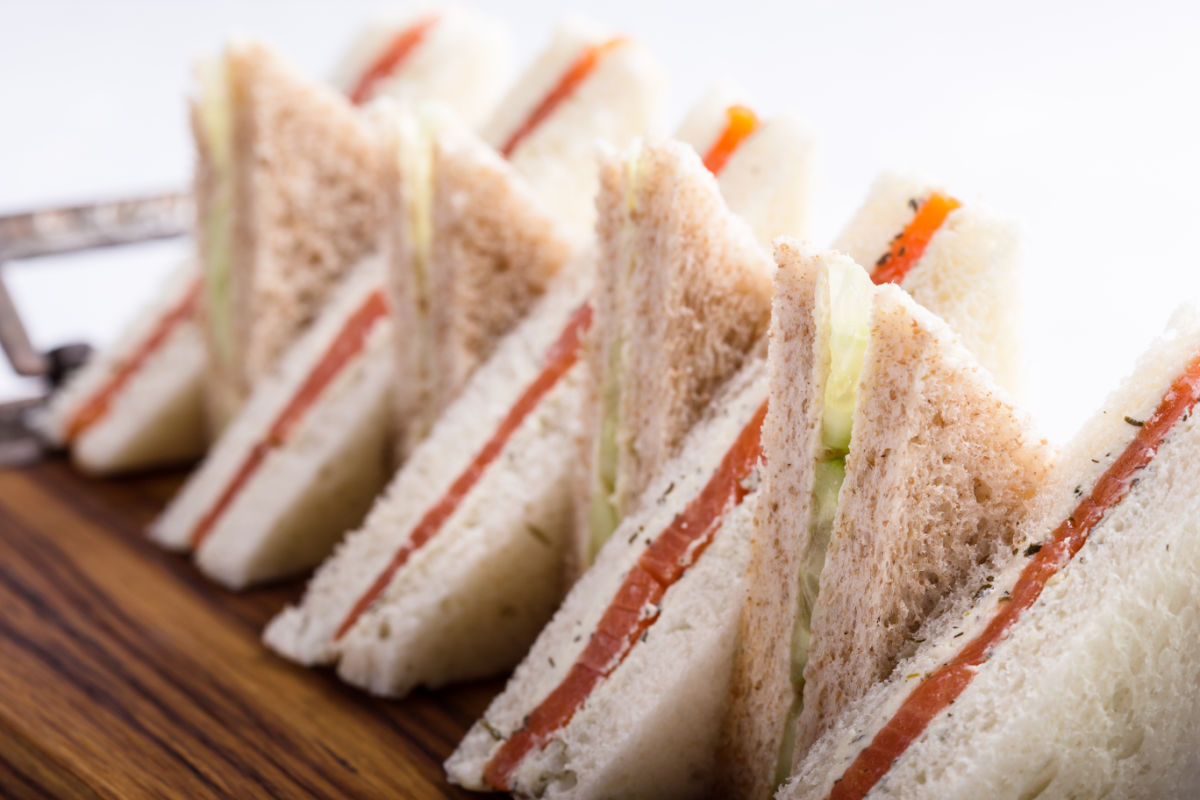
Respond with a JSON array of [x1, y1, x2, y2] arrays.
[[193, 41, 384, 426], [574, 139, 773, 571], [383, 117, 574, 458]]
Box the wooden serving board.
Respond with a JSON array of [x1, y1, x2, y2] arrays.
[[0, 459, 504, 799]]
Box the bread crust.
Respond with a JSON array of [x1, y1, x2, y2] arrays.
[[718, 243, 823, 800]]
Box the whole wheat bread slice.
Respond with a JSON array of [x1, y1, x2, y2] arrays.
[[385, 114, 574, 458], [193, 40, 384, 426], [574, 138, 774, 571]]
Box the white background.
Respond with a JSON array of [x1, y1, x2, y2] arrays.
[[2, 0, 1198, 443]]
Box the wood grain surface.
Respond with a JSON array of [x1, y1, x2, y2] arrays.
[[0, 459, 504, 799]]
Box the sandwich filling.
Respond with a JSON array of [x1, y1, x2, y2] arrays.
[[333, 303, 594, 641], [397, 112, 438, 444], [702, 105, 760, 175], [587, 106, 762, 561], [499, 37, 627, 159], [823, 349, 1200, 800], [483, 401, 768, 790], [188, 289, 390, 548], [196, 55, 236, 385], [65, 281, 201, 443], [775, 257, 874, 783], [586, 144, 641, 561], [347, 15, 438, 106], [870, 192, 961, 285], [775, 192, 963, 783]]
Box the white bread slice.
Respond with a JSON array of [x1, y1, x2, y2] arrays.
[[264, 257, 593, 679], [37, 262, 207, 475], [385, 110, 575, 458], [783, 308, 1200, 800], [193, 40, 384, 428], [446, 360, 767, 799], [833, 171, 1021, 393], [675, 80, 817, 249], [149, 258, 393, 589], [480, 19, 667, 237], [720, 243, 1052, 800], [574, 138, 774, 570], [330, 6, 512, 125]]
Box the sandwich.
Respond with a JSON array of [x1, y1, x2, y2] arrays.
[[447, 359, 767, 798], [193, 16, 510, 429], [331, 6, 511, 121], [672, 80, 815, 249], [264, 102, 815, 692], [831, 171, 1021, 392], [718, 244, 1051, 799], [37, 262, 207, 475], [575, 129, 780, 569], [478, 18, 668, 238], [148, 257, 395, 586], [151, 24, 664, 587], [39, 9, 510, 475], [193, 39, 383, 429], [781, 305, 1200, 800], [388, 22, 667, 455], [446, 243, 1050, 799]]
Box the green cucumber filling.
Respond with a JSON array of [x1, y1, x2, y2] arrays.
[[774, 258, 873, 786], [588, 332, 623, 561], [400, 111, 437, 439], [198, 56, 234, 373], [587, 145, 642, 562]]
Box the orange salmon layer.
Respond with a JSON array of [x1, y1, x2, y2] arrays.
[[870, 191, 961, 286], [499, 37, 626, 159], [333, 303, 595, 641], [483, 401, 768, 789], [188, 290, 390, 549], [825, 350, 1200, 800], [66, 282, 201, 443], [702, 105, 760, 175], [347, 16, 438, 106]]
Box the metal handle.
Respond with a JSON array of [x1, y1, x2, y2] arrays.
[[0, 191, 192, 466], [0, 270, 47, 377], [0, 191, 192, 382], [0, 192, 192, 261]]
